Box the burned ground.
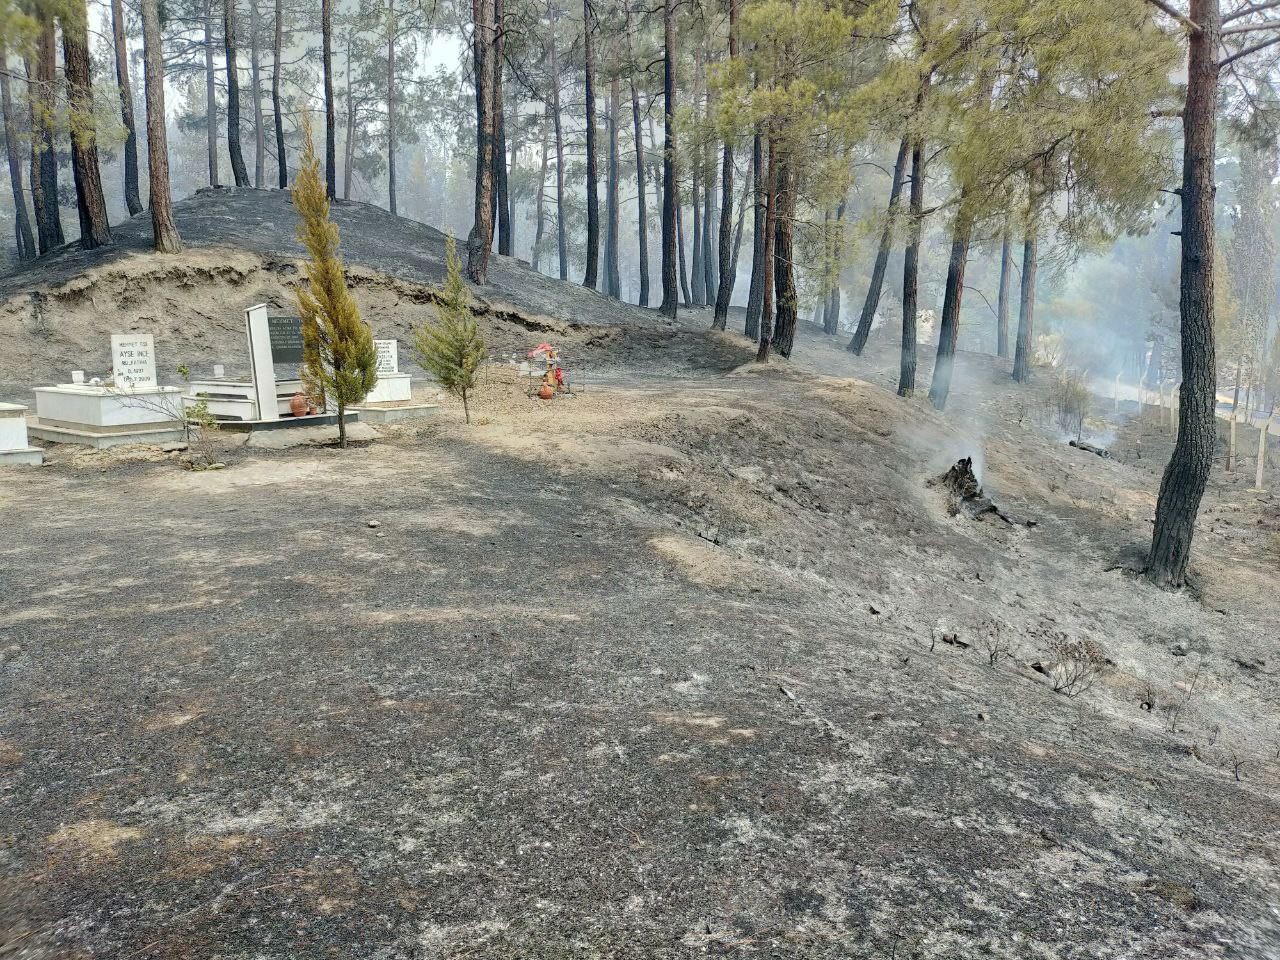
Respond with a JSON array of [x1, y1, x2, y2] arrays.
[[2, 350, 1278, 958], [1, 199, 1279, 957]]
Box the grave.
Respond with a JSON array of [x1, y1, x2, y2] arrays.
[[0, 402, 42, 466], [351, 337, 438, 424], [184, 304, 357, 431], [27, 334, 187, 449]]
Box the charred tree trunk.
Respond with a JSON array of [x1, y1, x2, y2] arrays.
[[658, 0, 678, 318], [322, 0, 337, 199], [771, 161, 797, 357], [493, 0, 511, 254], [745, 131, 765, 340], [730, 149, 751, 287], [273, 0, 287, 187], [625, 2, 648, 306], [532, 100, 549, 271], [62, 0, 113, 248], [507, 88, 519, 252], [466, 0, 496, 282], [386, 0, 398, 212], [0, 67, 36, 260], [849, 136, 909, 355], [691, 170, 705, 305], [1148, 0, 1220, 589], [826, 194, 846, 329], [927, 205, 974, 410], [250, 0, 265, 187], [140, 0, 181, 252], [110, 0, 143, 216], [677, 200, 692, 306], [28, 21, 64, 252], [711, 0, 738, 329], [995, 228, 1011, 357], [605, 72, 621, 298], [582, 0, 600, 288], [898, 136, 924, 397], [702, 156, 716, 298], [343, 30, 355, 200], [755, 136, 778, 362], [548, 0, 568, 280], [1011, 224, 1038, 382], [224, 0, 251, 186], [204, 0, 219, 186]]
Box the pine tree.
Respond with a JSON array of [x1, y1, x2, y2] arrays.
[[292, 113, 377, 449], [413, 235, 486, 423]]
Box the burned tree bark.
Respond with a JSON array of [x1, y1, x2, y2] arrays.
[[927, 204, 974, 409], [755, 136, 778, 363], [224, 0, 251, 187], [849, 136, 909, 354], [624, 1, 648, 306], [27, 20, 64, 252], [548, 0, 568, 280], [1011, 227, 1038, 382], [141, 0, 182, 252], [110, 0, 143, 216], [466, 0, 496, 282], [250, 0, 265, 187], [322, 0, 337, 199], [745, 131, 765, 340], [582, 0, 600, 289], [0, 66, 36, 260], [62, 0, 113, 248], [711, 0, 739, 329], [658, 0, 678, 318], [204, 0, 219, 186], [605, 72, 621, 298], [1148, 0, 1221, 588], [771, 161, 797, 357], [995, 228, 1011, 357], [493, 0, 511, 254], [273, 0, 287, 187], [898, 136, 924, 397]]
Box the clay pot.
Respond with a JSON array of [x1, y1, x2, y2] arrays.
[[289, 393, 310, 417], [537, 383, 555, 401]]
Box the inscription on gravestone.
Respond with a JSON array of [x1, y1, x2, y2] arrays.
[[268, 316, 304, 365], [375, 340, 398, 374], [111, 334, 157, 388]]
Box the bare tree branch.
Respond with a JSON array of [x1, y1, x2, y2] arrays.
[[1143, 0, 1202, 32], [1221, 31, 1280, 66], [1223, 1, 1280, 24]]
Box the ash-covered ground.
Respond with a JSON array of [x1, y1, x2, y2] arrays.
[[1, 195, 1278, 959]]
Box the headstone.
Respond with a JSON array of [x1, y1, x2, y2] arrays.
[[213, 364, 225, 379], [268, 316, 305, 365], [71, 370, 85, 384], [375, 339, 399, 375], [111, 334, 157, 388]]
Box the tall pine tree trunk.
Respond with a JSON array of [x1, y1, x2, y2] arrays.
[[677, 200, 692, 306], [755, 136, 777, 362], [826, 195, 845, 329], [712, 0, 738, 329], [658, 0, 678, 318], [605, 72, 621, 298], [532, 100, 549, 271], [62, 0, 113, 248], [0, 66, 36, 260], [322, 0, 336, 199], [250, 0, 265, 187], [386, 0, 398, 213], [625, 1, 648, 306], [1148, 0, 1220, 588], [691, 168, 705, 305], [849, 136, 908, 354], [581, 0, 599, 288], [141, 0, 182, 252], [110, 0, 143, 216], [1012, 221, 1038, 382], [702, 161, 716, 298], [549, 0, 567, 280], [493, 0, 511, 254], [927, 204, 973, 410], [898, 136, 924, 397], [771, 161, 797, 357], [273, 0, 287, 187], [343, 30, 355, 200], [204, 0, 220, 186], [28, 20, 64, 251], [224, 0, 251, 186], [466, 0, 495, 282], [745, 131, 765, 340], [995, 228, 1011, 357]]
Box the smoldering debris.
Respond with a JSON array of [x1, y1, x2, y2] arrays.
[[929, 456, 1034, 527]]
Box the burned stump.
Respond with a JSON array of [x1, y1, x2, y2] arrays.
[[929, 457, 1028, 527]]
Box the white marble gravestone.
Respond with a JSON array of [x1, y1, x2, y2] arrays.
[[0, 402, 42, 465], [183, 305, 304, 421], [364, 339, 412, 405], [29, 334, 185, 448]]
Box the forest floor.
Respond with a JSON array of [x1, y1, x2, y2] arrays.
[[2, 193, 1279, 959]]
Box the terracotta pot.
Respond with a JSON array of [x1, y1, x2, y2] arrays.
[[289, 393, 309, 417], [537, 383, 555, 401]]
